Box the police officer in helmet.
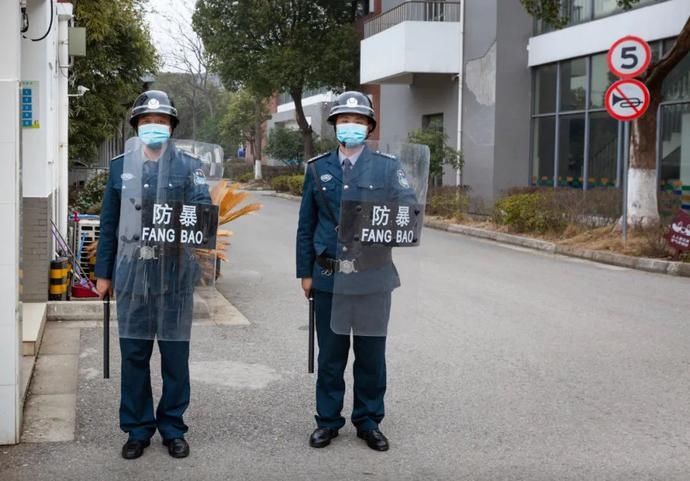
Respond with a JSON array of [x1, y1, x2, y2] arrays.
[[296, 91, 416, 451], [95, 90, 211, 460]]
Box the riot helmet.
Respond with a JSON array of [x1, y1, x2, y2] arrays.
[[327, 91, 376, 132], [129, 90, 179, 130]]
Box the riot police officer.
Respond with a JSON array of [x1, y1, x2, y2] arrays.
[[95, 90, 212, 460], [296, 91, 417, 451]]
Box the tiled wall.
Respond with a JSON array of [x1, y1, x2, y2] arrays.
[[21, 194, 53, 302]]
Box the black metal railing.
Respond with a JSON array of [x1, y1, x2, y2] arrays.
[[364, 1, 462, 39]]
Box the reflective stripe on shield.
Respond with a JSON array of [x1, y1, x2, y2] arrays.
[[115, 137, 221, 341], [330, 141, 430, 337]]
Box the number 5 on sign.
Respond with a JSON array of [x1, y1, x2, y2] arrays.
[[607, 35, 652, 79]]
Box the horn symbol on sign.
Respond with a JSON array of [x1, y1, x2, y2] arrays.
[[612, 94, 643, 109]]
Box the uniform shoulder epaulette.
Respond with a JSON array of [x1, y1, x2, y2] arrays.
[[374, 151, 396, 160], [307, 152, 329, 164]]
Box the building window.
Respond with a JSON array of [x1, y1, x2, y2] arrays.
[[530, 36, 690, 190], [589, 53, 615, 108], [534, 63, 558, 114], [558, 114, 586, 186], [560, 58, 587, 112], [536, 0, 666, 34], [532, 117, 556, 186], [659, 103, 690, 188], [588, 112, 618, 186], [422, 113, 444, 131]]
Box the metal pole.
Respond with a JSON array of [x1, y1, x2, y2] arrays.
[[103, 293, 110, 379], [616, 121, 623, 188], [308, 290, 315, 374], [622, 121, 630, 242]]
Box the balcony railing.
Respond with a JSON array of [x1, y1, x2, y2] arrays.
[[364, 1, 462, 39]]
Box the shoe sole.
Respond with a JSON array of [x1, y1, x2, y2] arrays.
[[168, 451, 190, 459]]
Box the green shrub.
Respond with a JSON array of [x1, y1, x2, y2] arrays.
[[271, 175, 291, 192], [426, 187, 469, 220], [287, 175, 305, 196], [74, 171, 109, 214], [494, 192, 566, 234], [237, 172, 253, 183]]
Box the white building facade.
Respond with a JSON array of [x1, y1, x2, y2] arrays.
[[0, 0, 72, 445], [360, 0, 690, 207]]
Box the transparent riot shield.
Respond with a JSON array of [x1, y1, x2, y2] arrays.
[[115, 137, 220, 341], [174, 139, 224, 285], [330, 141, 430, 336]]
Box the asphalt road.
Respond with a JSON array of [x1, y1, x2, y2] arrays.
[[2, 192, 690, 481]]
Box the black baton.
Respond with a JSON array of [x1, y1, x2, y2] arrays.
[[103, 293, 110, 379], [308, 290, 315, 374]]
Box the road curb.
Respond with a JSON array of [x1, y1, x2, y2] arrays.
[[272, 192, 301, 201], [425, 219, 690, 278], [271, 192, 689, 278]]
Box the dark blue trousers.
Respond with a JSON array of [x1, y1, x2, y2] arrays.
[[119, 338, 190, 441], [313, 290, 388, 432]]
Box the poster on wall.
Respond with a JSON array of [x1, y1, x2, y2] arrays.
[[20, 81, 40, 129]]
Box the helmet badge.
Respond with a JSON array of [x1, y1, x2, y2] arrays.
[[147, 98, 161, 109], [346, 97, 359, 107]]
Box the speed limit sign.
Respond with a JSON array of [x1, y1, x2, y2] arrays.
[[607, 35, 651, 78]]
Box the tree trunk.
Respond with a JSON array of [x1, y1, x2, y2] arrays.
[[290, 87, 314, 159], [626, 16, 690, 228], [627, 89, 661, 227]]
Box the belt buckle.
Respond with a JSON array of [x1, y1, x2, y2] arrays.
[[338, 259, 357, 275], [139, 245, 158, 260]]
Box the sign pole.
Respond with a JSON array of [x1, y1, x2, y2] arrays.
[[622, 121, 630, 242], [606, 35, 652, 243]]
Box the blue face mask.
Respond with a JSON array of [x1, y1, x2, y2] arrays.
[[336, 123, 368, 148], [138, 123, 171, 148]]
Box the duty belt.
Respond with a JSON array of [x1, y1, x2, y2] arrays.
[[316, 252, 391, 275]]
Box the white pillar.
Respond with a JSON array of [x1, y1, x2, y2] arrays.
[[57, 4, 73, 235], [0, 1, 23, 446], [455, 0, 465, 187]]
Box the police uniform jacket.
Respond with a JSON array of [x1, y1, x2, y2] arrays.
[[95, 145, 212, 296], [296, 146, 417, 294]]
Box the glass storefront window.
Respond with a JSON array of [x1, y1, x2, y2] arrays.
[[531, 28, 689, 191], [662, 42, 690, 101], [588, 112, 618, 186], [558, 114, 586, 186], [534, 64, 558, 114], [532, 117, 556, 185], [560, 58, 587, 111], [590, 54, 617, 108], [659, 103, 690, 185]]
